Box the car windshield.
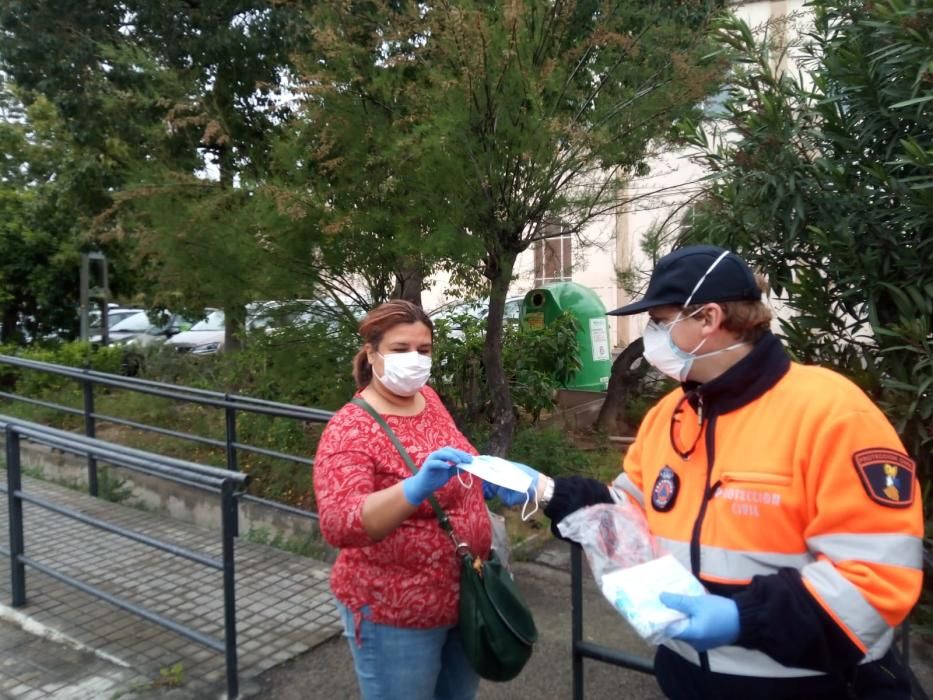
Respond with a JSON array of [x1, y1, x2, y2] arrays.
[[90, 309, 135, 329], [190, 310, 225, 331], [110, 311, 151, 333], [431, 300, 487, 320]]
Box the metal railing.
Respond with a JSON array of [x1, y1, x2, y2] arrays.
[[570, 543, 654, 700], [570, 542, 932, 700], [1, 416, 249, 698], [0, 354, 333, 525]]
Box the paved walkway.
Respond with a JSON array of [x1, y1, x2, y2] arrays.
[[1, 471, 931, 699], [0, 471, 340, 699]]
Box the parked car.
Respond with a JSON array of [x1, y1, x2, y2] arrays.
[[134, 314, 197, 347], [91, 311, 197, 347], [167, 309, 227, 355], [428, 296, 523, 338], [166, 303, 284, 354], [87, 307, 145, 337], [168, 300, 367, 355], [91, 311, 149, 346]]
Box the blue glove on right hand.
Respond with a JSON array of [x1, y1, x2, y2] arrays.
[[496, 461, 542, 507], [402, 447, 473, 505], [659, 592, 740, 652]]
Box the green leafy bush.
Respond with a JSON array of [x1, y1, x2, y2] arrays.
[[509, 425, 622, 481], [681, 1, 932, 632], [682, 2, 932, 482], [0, 341, 124, 397], [432, 310, 581, 426]]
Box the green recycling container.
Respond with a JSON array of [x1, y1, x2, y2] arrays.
[[520, 282, 612, 392]]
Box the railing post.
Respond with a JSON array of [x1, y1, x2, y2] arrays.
[[83, 376, 98, 497], [571, 543, 584, 700], [6, 426, 26, 607], [220, 479, 239, 699], [224, 399, 238, 473], [224, 399, 239, 537]]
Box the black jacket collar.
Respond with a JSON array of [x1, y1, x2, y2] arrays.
[[682, 332, 790, 416]]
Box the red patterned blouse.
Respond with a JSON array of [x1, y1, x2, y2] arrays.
[[313, 386, 491, 630]]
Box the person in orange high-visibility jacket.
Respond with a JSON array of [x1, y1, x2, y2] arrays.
[[504, 245, 924, 699]]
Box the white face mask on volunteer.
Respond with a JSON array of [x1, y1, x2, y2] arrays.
[[642, 251, 748, 383], [375, 351, 432, 396], [643, 308, 706, 382]]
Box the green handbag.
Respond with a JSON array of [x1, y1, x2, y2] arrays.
[[351, 398, 538, 682]]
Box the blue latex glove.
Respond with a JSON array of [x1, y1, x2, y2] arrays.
[[659, 592, 740, 652], [495, 461, 542, 507], [402, 447, 473, 505]]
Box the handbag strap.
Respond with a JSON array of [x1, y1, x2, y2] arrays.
[[350, 397, 462, 547]]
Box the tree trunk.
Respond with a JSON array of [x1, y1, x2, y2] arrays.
[[484, 252, 518, 456], [595, 337, 645, 433], [1, 306, 18, 344], [392, 262, 424, 307], [224, 303, 245, 354]]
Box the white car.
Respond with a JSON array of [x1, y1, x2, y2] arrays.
[[167, 309, 227, 355], [91, 311, 196, 347], [168, 300, 364, 355], [429, 297, 523, 338], [166, 304, 283, 355], [90, 311, 151, 346], [87, 307, 145, 338]]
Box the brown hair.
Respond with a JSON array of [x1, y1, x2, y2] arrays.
[[685, 273, 773, 343], [353, 300, 434, 388]]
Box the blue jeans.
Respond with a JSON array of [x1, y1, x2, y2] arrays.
[[336, 601, 479, 700]]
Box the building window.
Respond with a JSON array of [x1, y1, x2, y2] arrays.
[[534, 224, 572, 286]]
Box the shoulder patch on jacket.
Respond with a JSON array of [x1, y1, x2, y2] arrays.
[[852, 448, 916, 508]]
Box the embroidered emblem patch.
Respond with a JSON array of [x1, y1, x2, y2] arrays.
[[853, 448, 916, 508], [652, 466, 680, 512]]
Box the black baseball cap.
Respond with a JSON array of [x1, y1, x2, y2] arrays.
[[608, 244, 761, 316]]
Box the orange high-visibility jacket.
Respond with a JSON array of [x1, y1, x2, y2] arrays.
[[547, 332, 923, 692]]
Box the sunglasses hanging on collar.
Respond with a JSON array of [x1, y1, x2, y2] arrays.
[[669, 390, 706, 460]]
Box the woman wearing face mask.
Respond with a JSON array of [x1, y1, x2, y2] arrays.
[[507, 246, 923, 699], [314, 300, 521, 700]]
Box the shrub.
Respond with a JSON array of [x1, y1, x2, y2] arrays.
[[0, 341, 125, 397], [432, 310, 581, 427], [509, 425, 621, 481]]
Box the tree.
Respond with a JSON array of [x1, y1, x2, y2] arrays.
[[1, 2, 314, 350], [281, 1, 488, 310], [680, 1, 933, 478], [0, 82, 140, 342], [303, 0, 728, 452]]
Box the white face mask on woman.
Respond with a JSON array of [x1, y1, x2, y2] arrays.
[[376, 351, 432, 396], [642, 251, 747, 382]]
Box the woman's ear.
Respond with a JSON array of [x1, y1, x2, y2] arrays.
[[365, 342, 376, 366]]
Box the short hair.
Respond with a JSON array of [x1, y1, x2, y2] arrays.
[[684, 273, 772, 343], [352, 300, 433, 388]]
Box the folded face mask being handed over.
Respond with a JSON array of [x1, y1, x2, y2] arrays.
[[459, 455, 539, 520]]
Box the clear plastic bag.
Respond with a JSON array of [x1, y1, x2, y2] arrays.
[[557, 501, 661, 582], [557, 502, 705, 644], [488, 508, 511, 572]]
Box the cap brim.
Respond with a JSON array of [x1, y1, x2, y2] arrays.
[[607, 298, 666, 316]]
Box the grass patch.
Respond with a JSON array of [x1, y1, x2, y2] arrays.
[[243, 526, 332, 560]]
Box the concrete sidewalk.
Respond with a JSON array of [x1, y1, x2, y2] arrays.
[[0, 471, 340, 699], [251, 538, 933, 700], [1, 470, 930, 699], [253, 540, 667, 700], [0, 615, 144, 699]]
